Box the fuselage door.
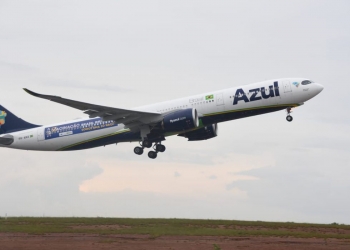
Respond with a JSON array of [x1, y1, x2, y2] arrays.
[[283, 80, 292, 93], [216, 93, 225, 106], [37, 127, 45, 141]]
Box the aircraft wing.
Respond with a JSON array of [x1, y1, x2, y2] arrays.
[[23, 88, 162, 127]]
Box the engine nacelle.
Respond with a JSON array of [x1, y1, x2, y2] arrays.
[[178, 123, 218, 141], [162, 108, 199, 132]]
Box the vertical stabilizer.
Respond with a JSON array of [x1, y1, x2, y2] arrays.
[[0, 105, 40, 134]]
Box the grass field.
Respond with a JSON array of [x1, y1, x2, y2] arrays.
[[0, 217, 349, 239]]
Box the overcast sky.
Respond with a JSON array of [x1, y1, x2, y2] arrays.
[[0, 0, 349, 224]]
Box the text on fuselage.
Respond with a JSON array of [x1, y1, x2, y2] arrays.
[[233, 81, 280, 105], [170, 117, 186, 123]]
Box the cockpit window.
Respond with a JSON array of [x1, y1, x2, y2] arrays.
[[302, 80, 313, 85]]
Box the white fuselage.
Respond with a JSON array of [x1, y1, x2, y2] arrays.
[[0, 78, 323, 151]]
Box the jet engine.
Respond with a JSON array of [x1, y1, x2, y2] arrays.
[[178, 123, 218, 141], [162, 108, 199, 132]]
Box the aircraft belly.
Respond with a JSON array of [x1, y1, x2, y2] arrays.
[[8, 125, 129, 151], [58, 128, 138, 151], [48, 126, 128, 151]]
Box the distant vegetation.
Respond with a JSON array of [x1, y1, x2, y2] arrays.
[[0, 217, 349, 239]]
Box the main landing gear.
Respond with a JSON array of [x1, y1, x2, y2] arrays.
[[134, 146, 144, 155], [148, 150, 157, 159], [134, 141, 166, 159], [286, 107, 293, 122]]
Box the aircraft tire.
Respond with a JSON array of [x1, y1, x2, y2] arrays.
[[286, 115, 293, 122], [142, 140, 152, 148], [134, 146, 144, 155], [156, 144, 166, 153], [148, 151, 157, 159]]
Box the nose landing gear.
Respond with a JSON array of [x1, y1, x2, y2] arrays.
[[286, 107, 293, 122]]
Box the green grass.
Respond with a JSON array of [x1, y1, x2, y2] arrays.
[[213, 244, 221, 250], [0, 217, 349, 240]]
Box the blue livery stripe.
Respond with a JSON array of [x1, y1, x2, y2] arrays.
[[44, 118, 118, 140]]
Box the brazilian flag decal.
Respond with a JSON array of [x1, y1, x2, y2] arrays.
[[205, 94, 214, 100]]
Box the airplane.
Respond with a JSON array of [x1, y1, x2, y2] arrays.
[[0, 78, 323, 159]]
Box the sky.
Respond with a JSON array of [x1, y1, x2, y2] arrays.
[[0, 0, 349, 223]]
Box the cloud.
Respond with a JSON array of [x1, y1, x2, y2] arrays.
[[0, 0, 350, 224], [46, 78, 133, 93], [174, 171, 181, 177], [226, 147, 350, 222], [0, 61, 37, 72]]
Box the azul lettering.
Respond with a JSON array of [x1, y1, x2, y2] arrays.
[[249, 88, 262, 102], [233, 81, 280, 105], [233, 88, 249, 105], [261, 85, 275, 99]]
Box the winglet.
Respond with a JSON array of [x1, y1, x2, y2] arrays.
[[23, 88, 61, 101], [23, 88, 41, 97]]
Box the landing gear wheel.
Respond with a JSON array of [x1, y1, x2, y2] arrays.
[[134, 146, 144, 155], [142, 140, 152, 148], [286, 115, 293, 122], [148, 151, 157, 159], [156, 144, 166, 153], [285, 107, 294, 122]]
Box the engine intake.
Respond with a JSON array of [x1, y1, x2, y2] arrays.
[[178, 123, 218, 141], [162, 108, 199, 132]]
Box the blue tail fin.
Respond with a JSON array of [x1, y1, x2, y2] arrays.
[[0, 105, 40, 134]]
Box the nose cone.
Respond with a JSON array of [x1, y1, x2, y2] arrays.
[[314, 83, 324, 96]]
